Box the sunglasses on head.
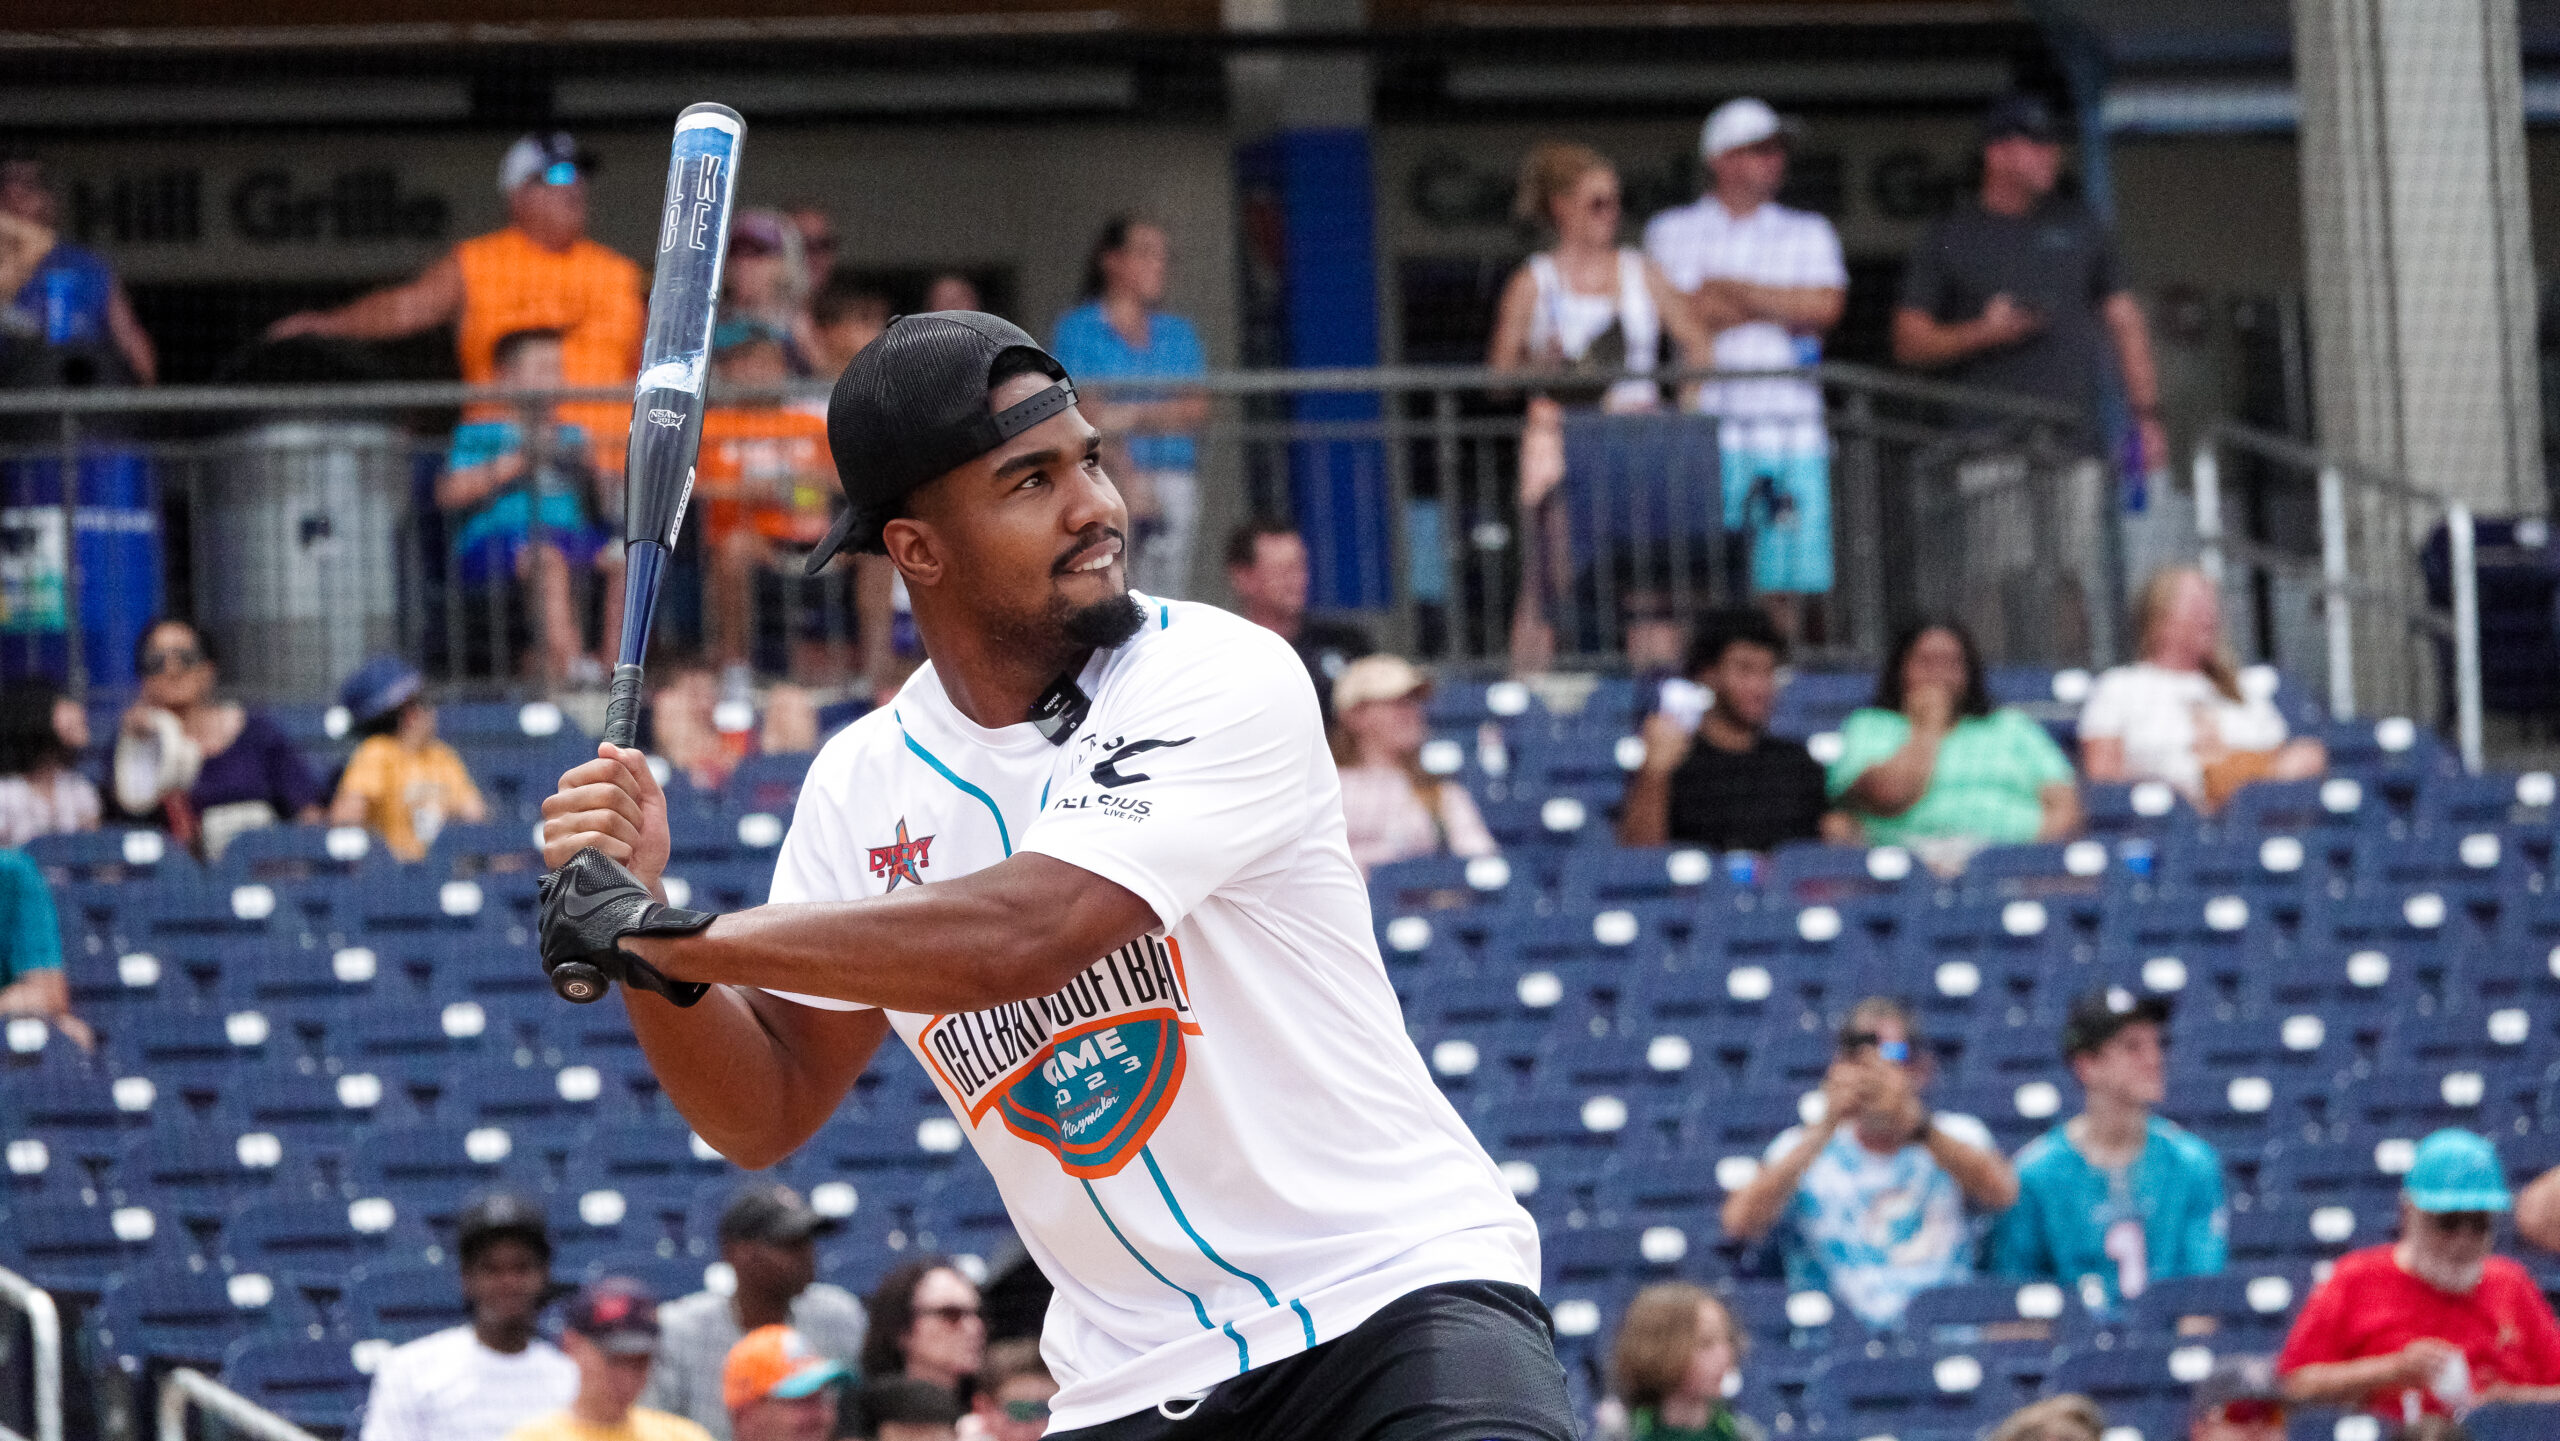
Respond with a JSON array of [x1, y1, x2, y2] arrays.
[[1839, 1031, 1911, 1064], [141, 646, 202, 676], [1002, 1399, 1051, 1423]]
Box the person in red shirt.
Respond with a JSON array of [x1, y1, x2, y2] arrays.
[[2278, 1129, 2560, 1421]]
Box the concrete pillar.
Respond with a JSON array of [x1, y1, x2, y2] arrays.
[[2294, 0, 2540, 514]]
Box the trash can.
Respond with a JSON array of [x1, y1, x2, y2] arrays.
[[200, 420, 405, 697], [0, 447, 164, 690]]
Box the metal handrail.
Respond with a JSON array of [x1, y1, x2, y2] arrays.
[[2191, 422, 2483, 772], [157, 1367, 324, 1441], [0, 360, 2090, 427], [0, 1267, 60, 1441]]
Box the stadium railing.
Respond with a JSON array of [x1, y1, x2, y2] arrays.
[[2192, 421, 2487, 770], [156, 1366, 320, 1441], [0, 1265, 61, 1441], [0, 363, 2095, 700]]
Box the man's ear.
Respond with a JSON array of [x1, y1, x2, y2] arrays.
[[882, 516, 941, 590]]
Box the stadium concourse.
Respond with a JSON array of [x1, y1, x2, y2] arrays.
[[0, 666, 2555, 1435]]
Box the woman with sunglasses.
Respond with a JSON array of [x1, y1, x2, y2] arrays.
[[853, 1257, 985, 1429], [112, 618, 323, 858], [1489, 141, 1715, 674]]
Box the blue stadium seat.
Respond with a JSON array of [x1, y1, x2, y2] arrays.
[[442, 1059, 625, 1132], [721, 750, 814, 818], [1555, 844, 1724, 913], [115, 1126, 315, 1227], [2419, 770, 2556, 834], [2355, 823, 2529, 906], [2045, 1344, 2210, 1417], [214, 823, 394, 883], [333, 1000, 502, 1086], [2081, 781, 2198, 843], [345, 1124, 548, 1235], [2, 1197, 174, 1295], [2128, 1268, 2309, 1345], [1807, 1353, 2017, 1436], [95, 1260, 322, 1369], [221, 1196, 434, 1287], [1900, 1279, 2086, 1337], [1541, 1223, 1695, 1290], [218, 1333, 371, 1433], [2388, 1007, 2542, 1071], [212, 1060, 417, 1159], [107, 1005, 279, 1103], [7, 1064, 170, 1166], [343, 1262, 468, 1346], [2225, 1198, 2384, 1265], [27, 827, 201, 886]]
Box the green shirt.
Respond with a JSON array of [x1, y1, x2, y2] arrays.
[[1825, 706, 2073, 848], [0, 848, 62, 984]]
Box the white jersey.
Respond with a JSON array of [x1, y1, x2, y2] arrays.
[[1643, 195, 1844, 449], [766, 597, 1537, 1430], [356, 1327, 577, 1441]]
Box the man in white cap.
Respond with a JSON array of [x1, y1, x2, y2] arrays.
[[1642, 97, 1847, 643], [268, 132, 643, 460]]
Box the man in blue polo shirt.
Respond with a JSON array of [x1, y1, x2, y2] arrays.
[[1992, 987, 2225, 1306]]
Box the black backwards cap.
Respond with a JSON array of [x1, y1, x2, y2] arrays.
[[806, 310, 1076, 575]]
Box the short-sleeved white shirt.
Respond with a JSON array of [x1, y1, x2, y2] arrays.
[[765, 596, 1536, 1431], [1642, 196, 1845, 447], [356, 1327, 577, 1441], [2076, 662, 2290, 800]]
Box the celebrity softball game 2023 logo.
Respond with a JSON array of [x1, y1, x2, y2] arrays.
[[917, 936, 1202, 1178]]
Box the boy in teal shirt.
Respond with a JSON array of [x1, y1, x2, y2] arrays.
[[1991, 987, 2226, 1307], [0, 846, 79, 1048]]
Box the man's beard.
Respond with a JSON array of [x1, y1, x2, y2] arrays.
[[986, 589, 1147, 670], [2403, 1244, 2487, 1294]]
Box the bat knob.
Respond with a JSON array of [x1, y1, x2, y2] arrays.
[[551, 962, 612, 1005]]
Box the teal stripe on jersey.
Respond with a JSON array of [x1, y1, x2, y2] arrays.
[[1141, 1146, 1318, 1349], [897, 719, 1012, 856], [1158, 602, 1170, 629], [1081, 1179, 1247, 1371]]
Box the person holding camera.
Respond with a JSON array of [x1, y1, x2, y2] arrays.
[[1720, 997, 2018, 1328]]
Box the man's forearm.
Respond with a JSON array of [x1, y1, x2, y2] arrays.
[[1617, 769, 1674, 847], [2283, 1359, 2407, 1404], [626, 853, 1155, 1014], [1892, 310, 1985, 370], [2104, 293, 2160, 412], [1706, 280, 1843, 334], [1926, 1125, 2019, 1210], [1722, 1121, 1834, 1241]]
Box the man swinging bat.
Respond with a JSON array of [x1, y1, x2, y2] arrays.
[[537, 312, 1572, 1439]]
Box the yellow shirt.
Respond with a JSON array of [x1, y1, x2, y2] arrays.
[[335, 735, 484, 862], [505, 1409, 718, 1441]]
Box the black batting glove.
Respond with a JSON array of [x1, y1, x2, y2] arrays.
[[538, 847, 717, 1006]]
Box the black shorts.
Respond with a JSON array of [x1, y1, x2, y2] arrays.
[[1047, 1280, 1576, 1441]]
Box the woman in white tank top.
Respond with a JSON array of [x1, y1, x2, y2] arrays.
[[1489, 142, 1714, 670]]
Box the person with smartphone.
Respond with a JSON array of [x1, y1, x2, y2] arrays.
[[1719, 997, 2019, 1329], [1617, 607, 1834, 853]]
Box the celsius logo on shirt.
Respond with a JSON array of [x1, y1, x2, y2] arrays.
[[917, 935, 1200, 1178], [1087, 735, 1194, 789]]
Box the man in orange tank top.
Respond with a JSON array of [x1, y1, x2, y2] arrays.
[[268, 133, 644, 466]]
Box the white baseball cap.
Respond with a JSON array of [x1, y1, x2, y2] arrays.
[[1701, 97, 1788, 158]]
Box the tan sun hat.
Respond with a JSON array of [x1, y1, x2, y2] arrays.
[[1331, 655, 1431, 713]]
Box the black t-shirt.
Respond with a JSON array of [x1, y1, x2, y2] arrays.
[[1664, 732, 1829, 852], [1897, 196, 2127, 414], [1295, 616, 1374, 717]]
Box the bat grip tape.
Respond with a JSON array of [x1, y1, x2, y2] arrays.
[[604, 664, 646, 749]]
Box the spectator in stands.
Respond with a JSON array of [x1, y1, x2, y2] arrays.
[[1224, 517, 1372, 715], [508, 1278, 713, 1441], [0, 157, 156, 384], [1490, 142, 1716, 673], [439, 326, 627, 685], [362, 1192, 576, 1441], [723, 211, 817, 376], [0, 845, 81, 1049], [1722, 997, 2018, 1328], [2188, 1355, 2287, 1441], [1643, 99, 1847, 644], [328, 656, 486, 861], [1985, 1395, 2103, 1441], [1891, 94, 2166, 475], [645, 1184, 867, 1440], [112, 619, 323, 859], [2080, 565, 2324, 811], [1051, 216, 1210, 598], [1992, 988, 2225, 1306], [865, 1378, 963, 1441], [721, 1324, 847, 1441], [269, 132, 642, 460], [1827, 618, 2080, 869], [926, 273, 985, 315], [855, 1258, 984, 1420], [1598, 1282, 1759, 1441], [1618, 607, 1833, 853], [961, 1340, 1055, 1441], [809, 271, 893, 383], [1331, 655, 1497, 876], [0, 677, 98, 846], [2278, 1129, 2560, 1420], [648, 657, 820, 793], [700, 319, 844, 684]]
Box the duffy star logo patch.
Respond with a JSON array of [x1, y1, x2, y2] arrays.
[[867, 819, 934, 890]]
